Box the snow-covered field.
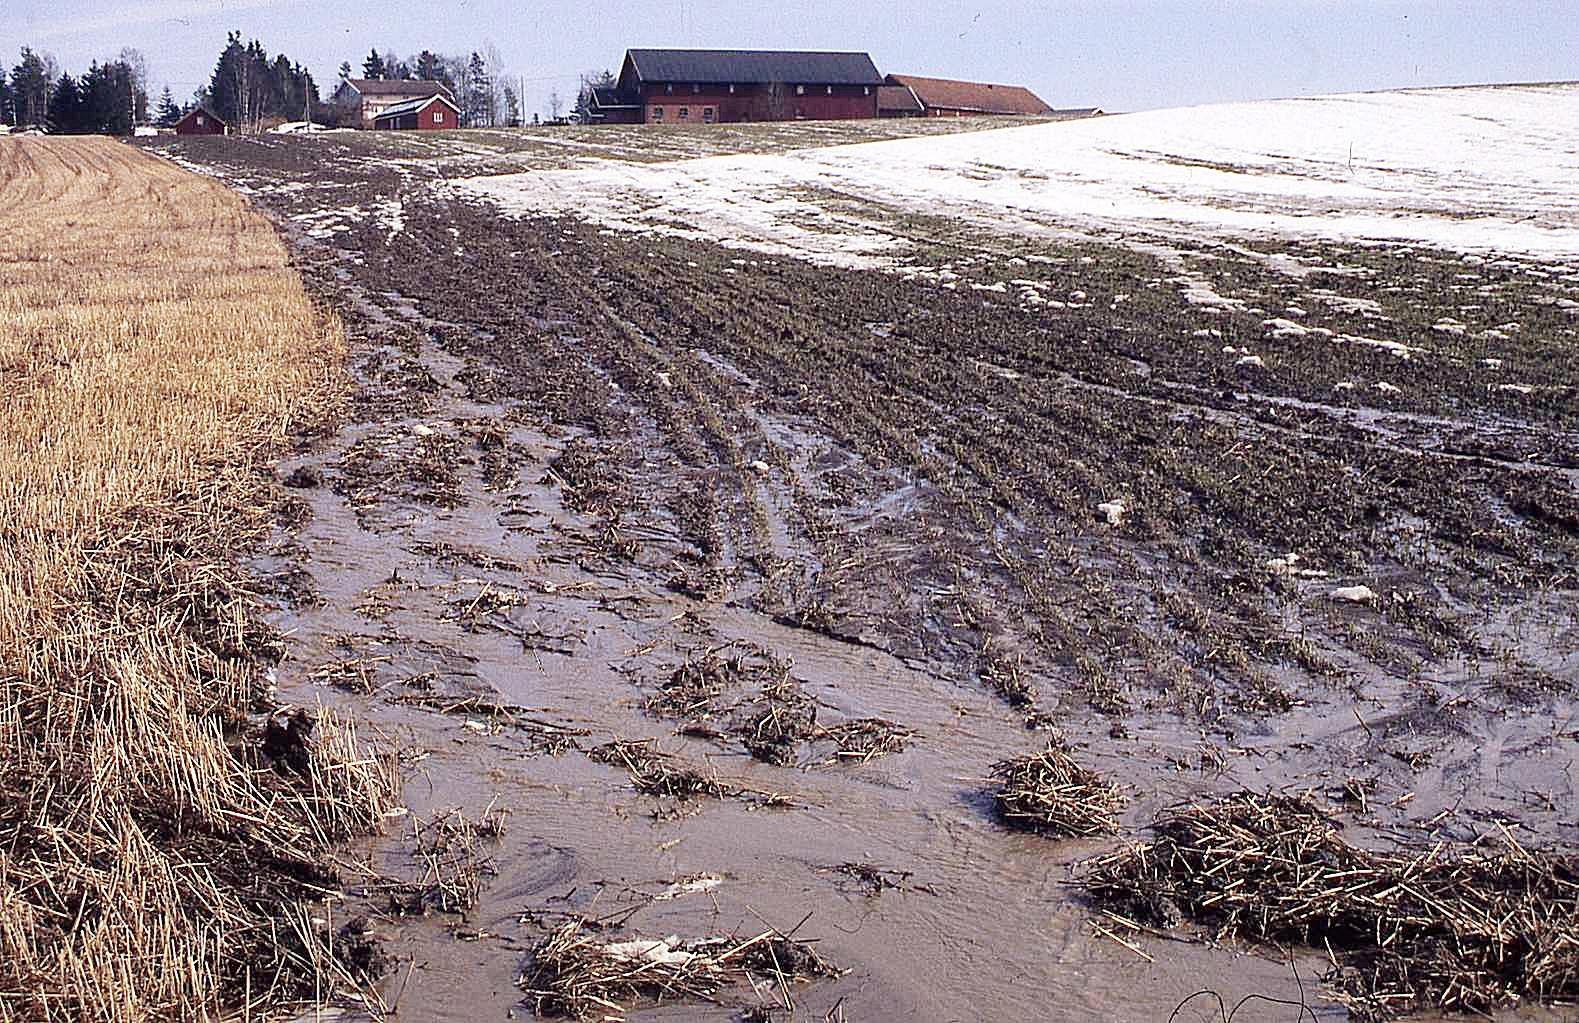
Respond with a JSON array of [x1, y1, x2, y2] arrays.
[[460, 84, 1579, 265]]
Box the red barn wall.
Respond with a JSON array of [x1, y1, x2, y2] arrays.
[[639, 83, 876, 124]]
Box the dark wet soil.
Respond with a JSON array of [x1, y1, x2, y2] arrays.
[[152, 133, 1579, 1022]]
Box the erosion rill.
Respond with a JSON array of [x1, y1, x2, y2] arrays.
[[0, 137, 394, 1020]]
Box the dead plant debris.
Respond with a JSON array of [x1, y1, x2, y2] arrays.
[[991, 742, 1126, 837], [1081, 791, 1579, 1019], [517, 916, 841, 1021]]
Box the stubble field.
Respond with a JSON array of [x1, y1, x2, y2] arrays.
[[0, 137, 392, 1023]]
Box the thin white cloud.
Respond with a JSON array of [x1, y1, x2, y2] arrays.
[[30, 0, 309, 41]]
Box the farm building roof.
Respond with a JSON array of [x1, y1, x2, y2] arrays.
[[348, 78, 454, 98], [624, 49, 883, 86], [886, 74, 1054, 116], [877, 84, 924, 115], [371, 94, 461, 121], [590, 86, 639, 110]]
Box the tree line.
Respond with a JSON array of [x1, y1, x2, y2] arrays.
[[1, 35, 575, 135], [3, 47, 148, 134]]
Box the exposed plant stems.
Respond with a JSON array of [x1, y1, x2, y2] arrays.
[[0, 137, 395, 1021], [1082, 792, 1579, 1020]]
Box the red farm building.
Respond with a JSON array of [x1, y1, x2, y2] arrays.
[[173, 106, 228, 135], [372, 93, 461, 131], [587, 48, 883, 125], [879, 74, 1055, 118]]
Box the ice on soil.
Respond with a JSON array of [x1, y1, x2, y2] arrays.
[[602, 936, 697, 965], [654, 875, 724, 901], [1329, 585, 1378, 603], [1096, 500, 1126, 525], [461, 83, 1579, 267]]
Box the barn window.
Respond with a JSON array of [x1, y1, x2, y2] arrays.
[[196, 115, 205, 126], [795, 85, 805, 96], [692, 83, 700, 93], [433, 110, 443, 124], [665, 84, 673, 94], [826, 85, 833, 95], [652, 106, 664, 120], [703, 107, 715, 124], [863, 86, 870, 96], [679, 107, 689, 120], [728, 84, 736, 94]]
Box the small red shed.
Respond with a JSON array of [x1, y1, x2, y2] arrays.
[[174, 107, 228, 135], [372, 94, 461, 131]]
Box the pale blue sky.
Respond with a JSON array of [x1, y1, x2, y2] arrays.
[[9, 1, 1578, 116]]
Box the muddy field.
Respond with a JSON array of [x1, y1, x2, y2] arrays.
[[149, 129, 1579, 1022]]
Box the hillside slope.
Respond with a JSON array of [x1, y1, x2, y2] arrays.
[[464, 83, 1579, 263]]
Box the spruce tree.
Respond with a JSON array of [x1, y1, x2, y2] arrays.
[[46, 73, 82, 133], [11, 48, 52, 127], [155, 86, 181, 126]]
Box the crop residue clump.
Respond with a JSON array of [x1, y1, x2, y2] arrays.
[[1082, 791, 1579, 1019], [519, 917, 842, 1020], [992, 742, 1126, 837]]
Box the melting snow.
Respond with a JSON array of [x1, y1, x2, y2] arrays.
[[461, 83, 1579, 266]]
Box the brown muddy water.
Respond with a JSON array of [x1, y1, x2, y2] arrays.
[[158, 134, 1579, 1022], [263, 322, 1342, 1023]]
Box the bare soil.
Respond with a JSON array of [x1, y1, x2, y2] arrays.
[[149, 130, 1579, 1022]]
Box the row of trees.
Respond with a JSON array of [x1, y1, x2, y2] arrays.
[[203, 33, 320, 134], [4, 47, 149, 132], [2, 37, 572, 135], [45, 59, 149, 135]]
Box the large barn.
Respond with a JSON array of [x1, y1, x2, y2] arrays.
[[587, 49, 883, 125], [879, 74, 1055, 118]]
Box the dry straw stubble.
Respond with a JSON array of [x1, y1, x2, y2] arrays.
[[0, 137, 393, 1022], [1082, 792, 1579, 1019]]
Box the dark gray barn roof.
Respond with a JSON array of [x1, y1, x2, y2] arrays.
[[625, 49, 883, 86], [591, 86, 639, 110]]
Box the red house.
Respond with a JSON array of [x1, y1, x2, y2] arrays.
[[174, 107, 228, 135], [588, 49, 883, 125], [372, 94, 461, 131]]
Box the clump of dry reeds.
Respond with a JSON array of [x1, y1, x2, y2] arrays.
[[518, 917, 841, 1020], [590, 739, 730, 800], [991, 742, 1126, 837], [820, 718, 914, 764], [1081, 792, 1579, 1019], [0, 137, 394, 1020]]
